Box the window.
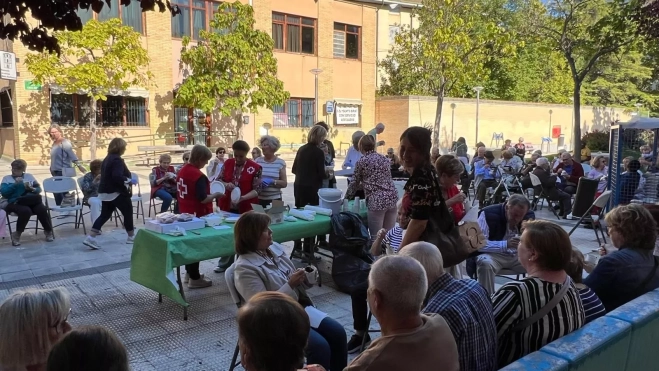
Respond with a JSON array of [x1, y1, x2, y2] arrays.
[[272, 98, 315, 128], [388, 25, 400, 44], [76, 0, 144, 33], [0, 90, 13, 127], [272, 13, 316, 55], [51, 94, 148, 127], [172, 0, 226, 39], [333, 23, 360, 59]]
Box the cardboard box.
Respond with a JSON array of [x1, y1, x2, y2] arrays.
[[252, 200, 288, 225], [145, 217, 206, 234]]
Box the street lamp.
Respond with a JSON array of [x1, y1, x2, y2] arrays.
[[473, 86, 484, 145], [310, 68, 323, 122], [450, 103, 457, 145], [635, 102, 643, 116], [548, 109, 553, 153]]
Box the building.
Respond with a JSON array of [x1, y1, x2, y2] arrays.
[[0, 0, 380, 164]]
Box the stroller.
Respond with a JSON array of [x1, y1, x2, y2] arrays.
[[328, 211, 374, 294], [482, 165, 524, 207]]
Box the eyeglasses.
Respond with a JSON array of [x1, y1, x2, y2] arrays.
[[183, 157, 190, 161], [51, 308, 72, 333], [217, 151, 225, 154]]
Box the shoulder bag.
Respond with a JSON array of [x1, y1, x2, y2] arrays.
[[512, 276, 572, 333], [420, 169, 470, 268]]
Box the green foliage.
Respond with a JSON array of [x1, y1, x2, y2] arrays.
[[174, 1, 289, 137], [25, 18, 153, 102], [378, 0, 514, 147], [581, 130, 609, 151]]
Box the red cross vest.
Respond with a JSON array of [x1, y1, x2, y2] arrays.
[[176, 163, 213, 217], [218, 158, 260, 213]]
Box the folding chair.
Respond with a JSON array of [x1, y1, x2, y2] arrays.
[[6, 211, 42, 235], [359, 310, 382, 353], [529, 174, 560, 220], [130, 173, 146, 224], [76, 177, 121, 228], [43, 177, 86, 236], [568, 190, 611, 244], [225, 264, 243, 371]]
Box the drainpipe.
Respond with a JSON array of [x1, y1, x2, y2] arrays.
[[375, 0, 384, 89], [249, 0, 252, 5]]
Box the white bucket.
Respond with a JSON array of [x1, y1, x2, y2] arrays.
[[318, 188, 343, 215]]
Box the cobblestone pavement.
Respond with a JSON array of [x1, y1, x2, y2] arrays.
[[0, 157, 604, 370]]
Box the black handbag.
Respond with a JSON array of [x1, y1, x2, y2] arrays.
[[420, 169, 469, 268], [15, 193, 43, 206]]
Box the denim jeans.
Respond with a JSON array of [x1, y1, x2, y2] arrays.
[[154, 189, 175, 213], [307, 316, 348, 371]]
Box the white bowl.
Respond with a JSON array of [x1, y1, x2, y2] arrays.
[[231, 187, 241, 202], [210, 181, 225, 194]]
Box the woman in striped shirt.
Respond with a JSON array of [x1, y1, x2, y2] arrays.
[[255, 135, 288, 207], [492, 220, 585, 368]]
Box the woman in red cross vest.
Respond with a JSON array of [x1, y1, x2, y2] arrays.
[[214, 140, 263, 273], [177, 144, 225, 289]]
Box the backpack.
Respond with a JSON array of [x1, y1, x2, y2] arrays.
[[328, 211, 370, 257]]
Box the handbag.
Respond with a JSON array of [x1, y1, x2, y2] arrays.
[[420, 169, 470, 268], [61, 146, 76, 177], [15, 194, 43, 207], [512, 276, 572, 332]]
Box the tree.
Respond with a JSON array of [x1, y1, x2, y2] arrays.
[[174, 1, 289, 140], [1, 0, 173, 54], [378, 0, 512, 148], [25, 18, 153, 159], [523, 0, 646, 154]]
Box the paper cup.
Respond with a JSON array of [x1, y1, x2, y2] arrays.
[[585, 253, 599, 265], [304, 266, 318, 285]]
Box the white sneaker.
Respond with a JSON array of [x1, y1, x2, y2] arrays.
[[57, 211, 72, 218], [83, 236, 101, 250], [126, 235, 135, 244]]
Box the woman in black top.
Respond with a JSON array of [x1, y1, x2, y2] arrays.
[[292, 125, 327, 256], [83, 138, 134, 250]]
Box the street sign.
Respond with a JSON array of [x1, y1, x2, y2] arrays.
[[0, 51, 17, 81], [24, 80, 42, 91], [326, 101, 334, 114]]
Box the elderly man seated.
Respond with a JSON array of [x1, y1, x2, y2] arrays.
[[345, 256, 459, 371], [475, 194, 535, 295], [400, 242, 497, 371], [533, 157, 572, 218], [554, 152, 583, 195]]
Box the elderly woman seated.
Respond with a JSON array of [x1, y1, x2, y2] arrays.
[[1, 159, 54, 246], [80, 159, 103, 224], [0, 288, 72, 371], [238, 292, 325, 371], [532, 157, 572, 218], [150, 154, 178, 214], [492, 220, 584, 368], [233, 211, 347, 371], [585, 204, 659, 312]]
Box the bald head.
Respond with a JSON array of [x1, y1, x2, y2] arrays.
[[398, 242, 444, 283], [369, 256, 428, 315], [376, 123, 385, 134], [477, 146, 486, 156]]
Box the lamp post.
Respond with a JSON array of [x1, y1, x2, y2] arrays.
[[450, 103, 457, 145], [635, 102, 643, 116], [548, 109, 553, 153], [473, 86, 484, 146], [310, 68, 323, 122]]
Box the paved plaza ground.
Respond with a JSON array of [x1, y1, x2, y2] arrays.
[[0, 157, 604, 370]]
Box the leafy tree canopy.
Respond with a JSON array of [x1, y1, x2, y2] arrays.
[[174, 1, 289, 138], [1, 0, 172, 54]]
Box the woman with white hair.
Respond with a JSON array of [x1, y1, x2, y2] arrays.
[[47, 124, 86, 212], [532, 157, 572, 218], [343, 131, 366, 199], [256, 135, 287, 207], [0, 288, 72, 371]]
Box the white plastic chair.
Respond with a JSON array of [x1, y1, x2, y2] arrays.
[[225, 264, 243, 371], [569, 190, 611, 244], [43, 176, 86, 235], [76, 176, 121, 228], [130, 172, 145, 223]]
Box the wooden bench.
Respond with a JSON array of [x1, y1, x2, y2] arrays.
[[136, 145, 191, 166]]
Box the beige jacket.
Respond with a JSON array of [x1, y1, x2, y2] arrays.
[[234, 242, 313, 305]]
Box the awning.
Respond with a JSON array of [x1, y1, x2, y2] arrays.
[[49, 85, 150, 98], [619, 117, 659, 130], [334, 98, 363, 105]]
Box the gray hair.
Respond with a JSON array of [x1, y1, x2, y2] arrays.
[[351, 131, 365, 145], [533, 150, 542, 156], [398, 242, 444, 283], [507, 194, 531, 210], [558, 149, 566, 154], [376, 122, 385, 130], [508, 147, 517, 155], [0, 288, 71, 368], [369, 256, 428, 315], [307, 126, 327, 145], [259, 135, 281, 152], [536, 157, 550, 167]]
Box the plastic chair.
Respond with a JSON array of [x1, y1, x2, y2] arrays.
[[76, 177, 121, 228], [130, 173, 146, 224], [225, 264, 243, 371], [359, 310, 382, 353], [568, 190, 611, 244], [529, 173, 560, 220], [43, 176, 86, 236]]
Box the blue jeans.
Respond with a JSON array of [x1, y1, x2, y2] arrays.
[[307, 316, 347, 371], [154, 189, 175, 213]]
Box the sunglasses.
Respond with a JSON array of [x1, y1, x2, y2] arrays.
[[217, 151, 225, 154]]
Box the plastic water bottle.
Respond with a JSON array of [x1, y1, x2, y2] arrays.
[[342, 199, 349, 212], [353, 197, 360, 213]]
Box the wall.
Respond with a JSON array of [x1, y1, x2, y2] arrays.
[[376, 96, 633, 154], [374, 2, 418, 89]]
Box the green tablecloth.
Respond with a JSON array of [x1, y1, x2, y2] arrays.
[[130, 207, 366, 306]]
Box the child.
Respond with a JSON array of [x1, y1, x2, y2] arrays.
[[319, 142, 334, 189]]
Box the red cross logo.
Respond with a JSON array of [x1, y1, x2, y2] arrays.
[[177, 178, 188, 198]]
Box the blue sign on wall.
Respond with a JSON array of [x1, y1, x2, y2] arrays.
[[326, 101, 334, 114]]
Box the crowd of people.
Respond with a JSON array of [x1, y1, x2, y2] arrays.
[[3, 122, 659, 371]]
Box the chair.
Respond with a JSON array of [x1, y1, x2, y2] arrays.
[[225, 264, 243, 371], [130, 173, 146, 224], [529, 173, 560, 220], [359, 310, 382, 353], [6, 210, 42, 235], [43, 177, 86, 236], [568, 190, 611, 244], [76, 177, 121, 228]]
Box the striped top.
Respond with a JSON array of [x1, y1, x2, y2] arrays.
[[577, 285, 606, 324], [384, 226, 405, 253], [492, 277, 585, 368], [256, 156, 286, 200]]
